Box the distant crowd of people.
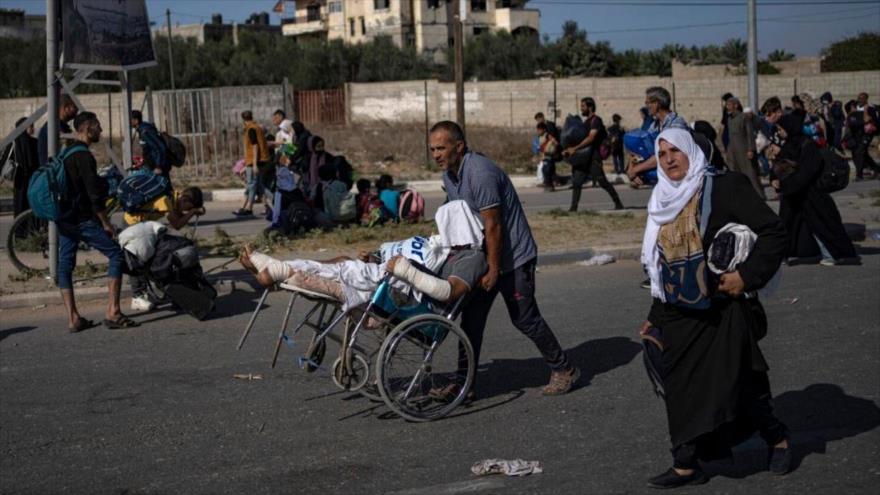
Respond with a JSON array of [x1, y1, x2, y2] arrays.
[[530, 86, 877, 268], [231, 109, 423, 234]]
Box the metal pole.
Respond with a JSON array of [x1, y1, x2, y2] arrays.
[[424, 79, 430, 166], [146, 86, 155, 122], [453, 0, 465, 131], [120, 70, 133, 170], [46, 0, 59, 283], [747, 0, 758, 111], [108, 92, 112, 149], [166, 8, 178, 134]]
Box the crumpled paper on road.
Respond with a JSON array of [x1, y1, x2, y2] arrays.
[[471, 459, 543, 477]]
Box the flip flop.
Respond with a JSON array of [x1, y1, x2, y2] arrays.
[[69, 317, 98, 333], [103, 315, 141, 329]]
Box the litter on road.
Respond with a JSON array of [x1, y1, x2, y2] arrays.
[[471, 459, 544, 477]]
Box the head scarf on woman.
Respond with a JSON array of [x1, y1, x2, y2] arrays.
[[776, 111, 808, 162], [641, 128, 710, 302]]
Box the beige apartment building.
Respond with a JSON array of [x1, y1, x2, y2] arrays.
[[276, 1, 539, 60]]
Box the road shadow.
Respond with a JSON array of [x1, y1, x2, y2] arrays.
[[0, 326, 37, 342], [855, 244, 880, 256], [477, 336, 642, 400], [706, 383, 880, 479], [196, 216, 264, 228]]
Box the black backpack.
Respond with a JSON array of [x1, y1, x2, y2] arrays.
[[816, 148, 850, 194], [560, 114, 588, 148], [162, 133, 187, 167], [284, 201, 315, 236]]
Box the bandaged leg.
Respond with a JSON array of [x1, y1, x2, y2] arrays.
[[286, 271, 345, 302], [391, 258, 451, 302], [249, 251, 293, 283]]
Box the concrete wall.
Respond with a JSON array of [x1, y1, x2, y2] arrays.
[[347, 70, 880, 130]]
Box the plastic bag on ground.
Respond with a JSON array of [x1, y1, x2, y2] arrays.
[[471, 459, 543, 477]]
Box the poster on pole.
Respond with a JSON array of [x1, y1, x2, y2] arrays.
[[61, 0, 157, 71]]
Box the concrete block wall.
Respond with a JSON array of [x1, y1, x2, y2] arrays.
[[347, 70, 880, 131]]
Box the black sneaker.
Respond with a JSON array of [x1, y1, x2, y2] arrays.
[[640, 278, 651, 289], [647, 468, 709, 489], [768, 444, 793, 475]]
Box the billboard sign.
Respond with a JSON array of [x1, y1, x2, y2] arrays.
[[61, 0, 157, 71]]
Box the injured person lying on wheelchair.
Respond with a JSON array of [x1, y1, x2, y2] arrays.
[[239, 200, 488, 310]]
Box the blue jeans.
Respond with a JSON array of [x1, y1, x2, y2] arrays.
[[58, 219, 123, 290], [245, 166, 258, 205]]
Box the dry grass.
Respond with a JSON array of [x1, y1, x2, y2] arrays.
[[201, 209, 646, 261], [309, 123, 538, 180]]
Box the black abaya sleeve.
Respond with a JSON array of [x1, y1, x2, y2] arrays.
[[778, 141, 822, 195], [714, 173, 787, 291], [647, 297, 664, 326]]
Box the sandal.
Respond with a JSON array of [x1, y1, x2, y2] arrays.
[[69, 317, 98, 333], [103, 315, 141, 329]]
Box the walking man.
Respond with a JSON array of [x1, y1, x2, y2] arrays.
[[429, 121, 580, 398], [725, 97, 765, 198], [627, 86, 688, 186], [130, 110, 170, 179], [563, 97, 624, 211], [58, 112, 139, 331], [234, 111, 272, 217]]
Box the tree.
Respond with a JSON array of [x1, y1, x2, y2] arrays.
[[767, 49, 795, 62], [821, 32, 880, 72]]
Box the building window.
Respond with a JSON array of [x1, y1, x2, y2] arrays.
[[428, 0, 441, 8], [360, 17, 366, 35], [349, 18, 355, 35], [496, 0, 513, 8], [306, 4, 321, 22], [374, 0, 390, 10], [329, 1, 343, 13], [473, 26, 488, 37], [472, 0, 487, 12]]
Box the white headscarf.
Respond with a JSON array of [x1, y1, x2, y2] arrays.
[[435, 200, 484, 248], [641, 128, 710, 301]]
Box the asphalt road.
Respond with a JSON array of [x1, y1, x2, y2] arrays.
[[1, 254, 878, 494]]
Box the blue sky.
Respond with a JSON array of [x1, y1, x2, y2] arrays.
[[5, 0, 879, 56]]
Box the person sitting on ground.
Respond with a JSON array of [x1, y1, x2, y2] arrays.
[[376, 174, 400, 222], [355, 178, 386, 226], [239, 200, 487, 311], [124, 186, 205, 311], [316, 163, 354, 228]]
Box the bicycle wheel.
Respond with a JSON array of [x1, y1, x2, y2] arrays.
[[6, 209, 49, 274], [376, 314, 474, 422]]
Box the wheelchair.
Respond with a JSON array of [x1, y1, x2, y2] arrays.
[[239, 275, 475, 422]]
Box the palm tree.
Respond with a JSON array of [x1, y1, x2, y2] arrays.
[[767, 49, 795, 62]]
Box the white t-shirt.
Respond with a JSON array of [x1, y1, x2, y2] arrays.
[[377, 235, 449, 273]]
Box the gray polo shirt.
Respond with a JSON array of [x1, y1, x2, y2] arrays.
[[443, 151, 538, 273]]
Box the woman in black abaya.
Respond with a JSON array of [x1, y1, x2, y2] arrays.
[[640, 129, 791, 489], [770, 112, 858, 265]]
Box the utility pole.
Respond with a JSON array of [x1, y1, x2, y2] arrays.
[[46, 0, 59, 282], [453, 0, 465, 132], [747, 0, 758, 112], [166, 8, 178, 133]]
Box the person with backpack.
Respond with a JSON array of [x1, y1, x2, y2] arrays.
[[54, 112, 139, 331], [563, 97, 624, 211], [607, 114, 626, 175], [376, 174, 400, 222], [848, 93, 880, 181], [627, 87, 689, 188], [768, 112, 858, 266], [130, 110, 170, 179], [122, 184, 205, 311]]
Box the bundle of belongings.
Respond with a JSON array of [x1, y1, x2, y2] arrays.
[[245, 200, 485, 312], [118, 222, 217, 320]]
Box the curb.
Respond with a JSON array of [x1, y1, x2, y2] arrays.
[[0, 246, 642, 310]]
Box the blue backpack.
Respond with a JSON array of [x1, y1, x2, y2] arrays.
[[116, 169, 171, 213], [27, 144, 88, 221]]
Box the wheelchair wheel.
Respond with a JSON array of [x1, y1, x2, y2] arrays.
[[376, 314, 474, 422]]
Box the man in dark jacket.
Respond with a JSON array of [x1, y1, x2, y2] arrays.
[[130, 110, 170, 178], [58, 112, 139, 332], [37, 94, 78, 167]]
